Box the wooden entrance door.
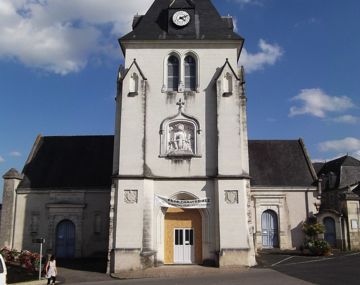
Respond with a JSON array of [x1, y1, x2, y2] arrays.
[[261, 210, 279, 248], [56, 220, 75, 258]]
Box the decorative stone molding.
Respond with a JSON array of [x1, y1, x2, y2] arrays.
[[225, 190, 239, 204], [159, 99, 201, 159], [252, 194, 291, 250], [124, 190, 138, 204], [246, 182, 252, 223]]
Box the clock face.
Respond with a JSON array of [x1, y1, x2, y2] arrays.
[[172, 11, 190, 27]]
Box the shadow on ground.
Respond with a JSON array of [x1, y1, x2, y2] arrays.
[[257, 250, 360, 285], [57, 257, 107, 273], [7, 264, 38, 284]]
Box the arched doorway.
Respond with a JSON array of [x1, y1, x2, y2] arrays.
[[261, 210, 279, 248], [324, 217, 336, 247], [56, 220, 76, 258], [164, 208, 202, 264]]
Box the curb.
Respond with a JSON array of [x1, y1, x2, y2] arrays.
[[11, 279, 59, 285], [111, 266, 249, 280]]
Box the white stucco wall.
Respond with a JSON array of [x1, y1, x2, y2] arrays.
[[252, 187, 319, 250], [115, 42, 241, 178]]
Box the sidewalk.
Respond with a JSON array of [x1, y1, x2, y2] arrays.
[[11, 265, 249, 284], [11, 279, 48, 285], [112, 265, 249, 279]]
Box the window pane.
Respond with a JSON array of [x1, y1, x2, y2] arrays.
[[168, 65, 179, 76], [190, 77, 196, 89], [185, 55, 196, 91], [168, 76, 178, 90], [190, 230, 193, 245], [168, 55, 179, 91], [179, 229, 183, 245], [175, 230, 179, 245]]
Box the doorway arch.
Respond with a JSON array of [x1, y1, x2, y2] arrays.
[[261, 210, 279, 248], [324, 217, 336, 247], [56, 220, 76, 258]]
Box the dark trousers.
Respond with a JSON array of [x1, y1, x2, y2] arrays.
[[47, 276, 56, 284]]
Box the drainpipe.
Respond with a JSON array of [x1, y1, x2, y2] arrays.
[[317, 178, 322, 199], [339, 215, 343, 251]]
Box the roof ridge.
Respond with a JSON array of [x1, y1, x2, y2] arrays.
[[249, 139, 301, 142], [42, 134, 114, 138]]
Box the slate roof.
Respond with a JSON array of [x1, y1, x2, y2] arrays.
[[313, 162, 325, 174], [315, 155, 360, 190], [248, 140, 317, 187], [18, 136, 114, 190], [17, 136, 316, 190], [3, 168, 22, 180], [120, 0, 243, 41]]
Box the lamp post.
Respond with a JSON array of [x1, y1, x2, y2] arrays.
[[314, 201, 321, 212], [32, 238, 45, 280]]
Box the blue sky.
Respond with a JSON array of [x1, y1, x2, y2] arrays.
[[1, 0, 360, 199]]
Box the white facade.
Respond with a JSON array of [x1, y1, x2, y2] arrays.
[[110, 39, 256, 272]]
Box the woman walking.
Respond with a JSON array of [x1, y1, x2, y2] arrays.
[[45, 255, 57, 284]]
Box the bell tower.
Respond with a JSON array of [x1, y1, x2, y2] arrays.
[[109, 0, 256, 273]]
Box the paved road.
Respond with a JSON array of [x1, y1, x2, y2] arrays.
[[64, 269, 311, 285], [48, 252, 360, 285], [258, 251, 360, 285]]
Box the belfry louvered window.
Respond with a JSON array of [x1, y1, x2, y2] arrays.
[[184, 55, 196, 91], [167, 55, 179, 91]]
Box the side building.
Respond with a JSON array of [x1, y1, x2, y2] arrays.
[[0, 136, 113, 258], [315, 155, 360, 250]]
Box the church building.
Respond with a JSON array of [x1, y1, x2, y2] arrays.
[[0, 0, 321, 273]]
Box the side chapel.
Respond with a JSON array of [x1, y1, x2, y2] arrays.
[[0, 0, 321, 273]]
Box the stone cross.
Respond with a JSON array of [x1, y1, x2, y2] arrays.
[[176, 98, 185, 112]]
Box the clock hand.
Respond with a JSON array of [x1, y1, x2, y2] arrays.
[[179, 15, 188, 21]]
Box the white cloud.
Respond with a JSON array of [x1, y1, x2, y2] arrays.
[[239, 39, 283, 73], [318, 137, 360, 153], [332, 115, 359, 124], [354, 151, 360, 160], [231, 0, 263, 6], [289, 88, 354, 118], [9, 151, 22, 157], [294, 17, 319, 28], [0, 156, 5, 163], [0, 0, 153, 74]]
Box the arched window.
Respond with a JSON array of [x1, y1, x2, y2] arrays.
[[167, 55, 179, 91], [184, 55, 196, 91]]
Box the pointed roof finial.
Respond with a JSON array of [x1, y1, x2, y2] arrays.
[[240, 65, 245, 84]]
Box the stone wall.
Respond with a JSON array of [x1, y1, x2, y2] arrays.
[[12, 189, 110, 257]]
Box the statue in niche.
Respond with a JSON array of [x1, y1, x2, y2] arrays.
[[167, 122, 194, 156]]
